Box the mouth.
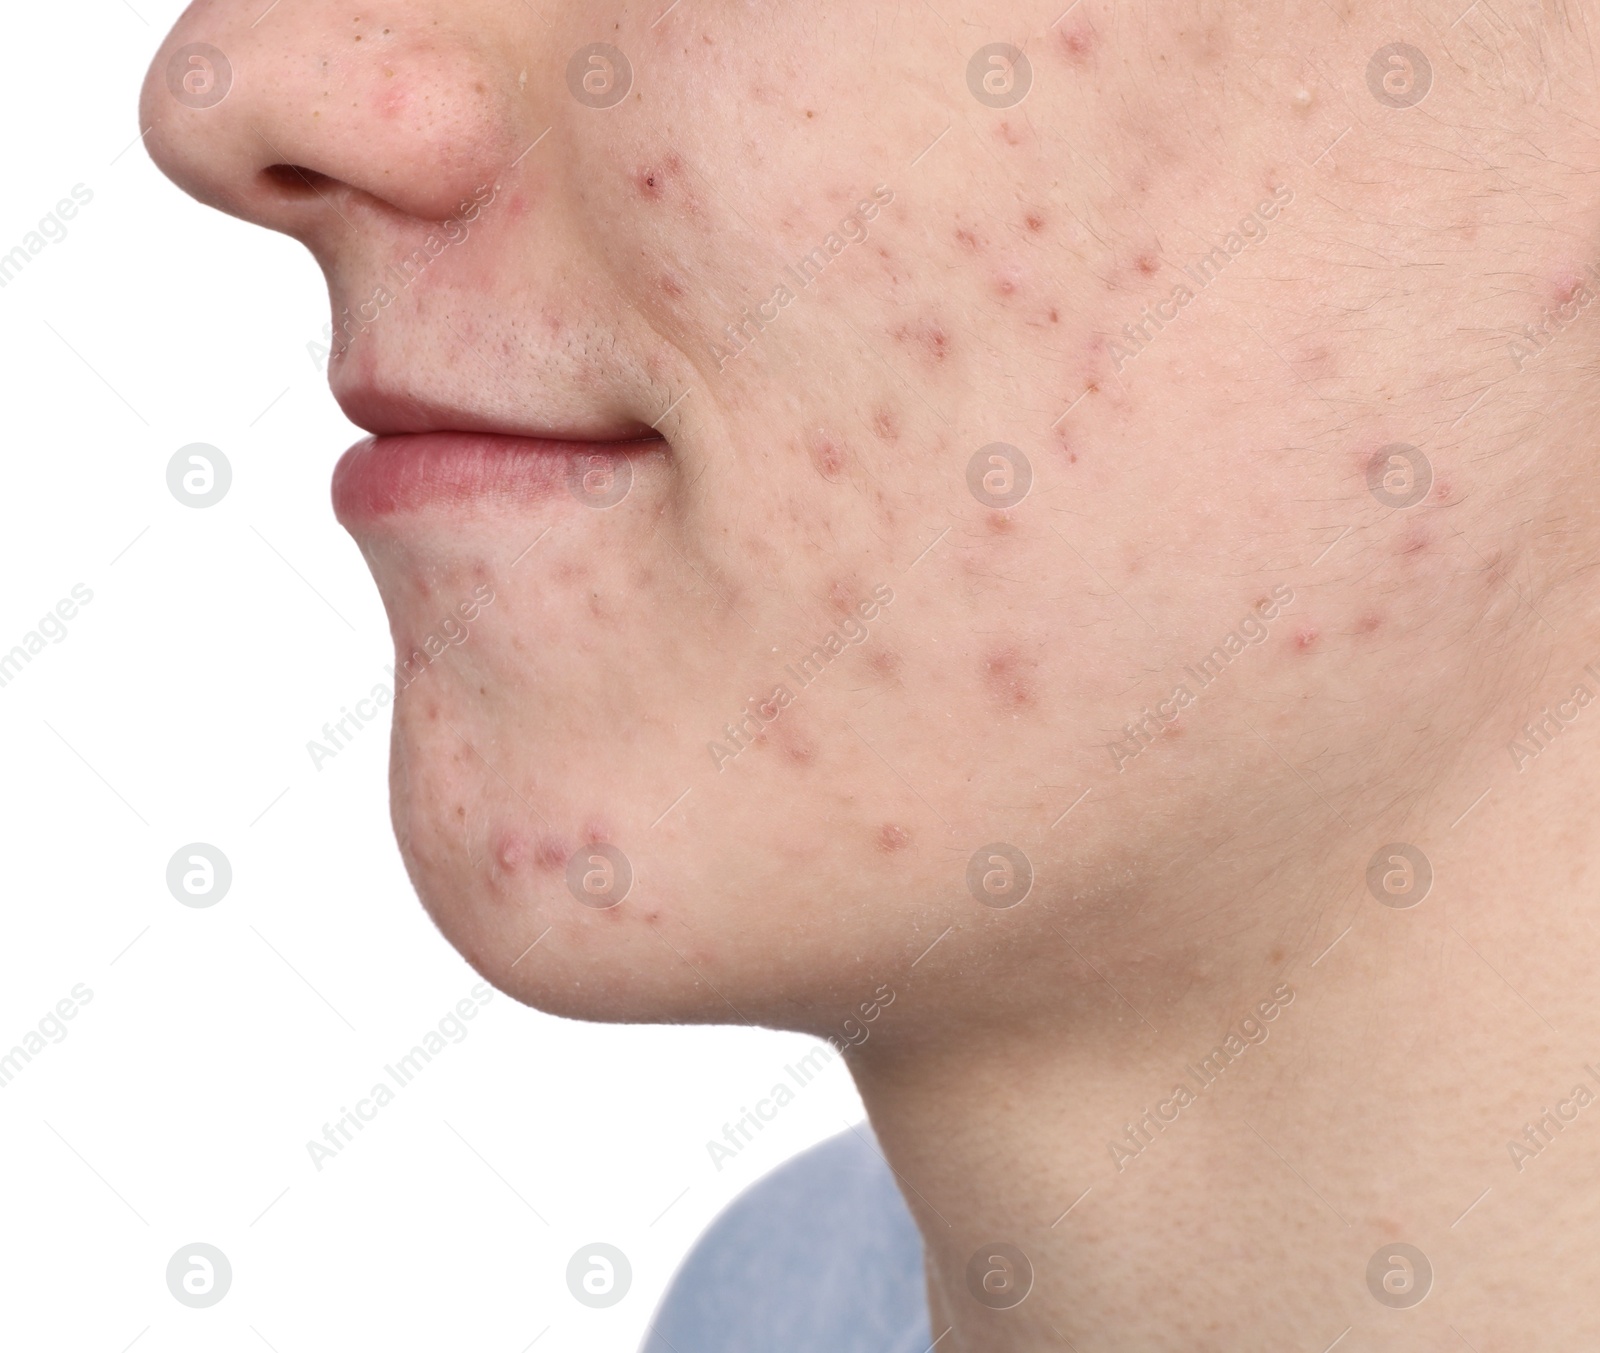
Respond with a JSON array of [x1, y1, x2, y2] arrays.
[[329, 385, 667, 524]]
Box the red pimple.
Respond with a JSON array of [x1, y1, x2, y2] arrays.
[[984, 646, 1036, 709], [1058, 19, 1097, 64], [876, 823, 912, 854], [808, 431, 846, 480]]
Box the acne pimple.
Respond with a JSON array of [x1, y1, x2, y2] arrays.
[[1057, 20, 1098, 64], [877, 823, 912, 854], [809, 431, 846, 481], [987, 510, 1015, 534], [1293, 626, 1319, 652], [1025, 213, 1046, 233], [783, 731, 817, 766], [983, 646, 1036, 709], [892, 319, 951, 363], [495, 830, 526, 873]]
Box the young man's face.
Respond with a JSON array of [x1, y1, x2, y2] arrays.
[[142, 1, 1521, 1031]]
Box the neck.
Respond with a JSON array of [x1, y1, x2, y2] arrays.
[[852, 650, 1600, 1346]]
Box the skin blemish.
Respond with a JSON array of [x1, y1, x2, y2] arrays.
[[871, 406, 901, 443], [893, 318, 951, 363], [877, 823, 912, 854], [1134, 252, 1159, 277], [955, 227, 982, 252], [1025, 212, 1047, 233], [983, 645, 1037, 710], [1399, 524, 1430, 557], [636, 167, 664, 198], [494, 829, 527, 874], [995, 120, 1023, 146], [1293, 626, 1319, 652], [987, 510, 1016, 534], [1356, 612, 1383, 635], [534, 836, 569, 871], [782, 729, 818, 767], [869, 648, 902, 682], [1057, 19, 1098, 65], [826, 577, 859, 616], [658, 272, 686, 299], [809, 430, 846, 481]]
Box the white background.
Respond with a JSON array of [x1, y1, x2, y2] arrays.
[[0, 6, 862, 1349]]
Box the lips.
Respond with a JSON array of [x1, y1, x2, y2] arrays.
[[331, 430, 665, 521]]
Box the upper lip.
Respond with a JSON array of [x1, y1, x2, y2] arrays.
[[334, 376, 663, 444]]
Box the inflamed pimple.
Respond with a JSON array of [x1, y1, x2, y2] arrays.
[[494, 829, 527, 873], [877, 823, 913, 854]]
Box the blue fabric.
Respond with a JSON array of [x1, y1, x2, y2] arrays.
[[639, 1124, 932, 1353]]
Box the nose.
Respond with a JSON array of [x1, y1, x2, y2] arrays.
[[141, 3, 529, 247]]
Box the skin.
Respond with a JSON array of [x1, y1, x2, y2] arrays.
[[144, 1, 1600, 1346]]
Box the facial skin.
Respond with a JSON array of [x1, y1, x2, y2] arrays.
[[145, 2, 1600, 1347]]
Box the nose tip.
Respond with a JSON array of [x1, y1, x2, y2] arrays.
[[141, 6, 524, 240]]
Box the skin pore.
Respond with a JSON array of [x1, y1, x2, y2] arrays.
[[143, 0, 1600, 1347]]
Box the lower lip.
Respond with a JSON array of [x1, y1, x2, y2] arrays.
[[332, 432, 664, 522]]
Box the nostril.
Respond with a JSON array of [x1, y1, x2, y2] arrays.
[[261, 163, 337, 195]]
